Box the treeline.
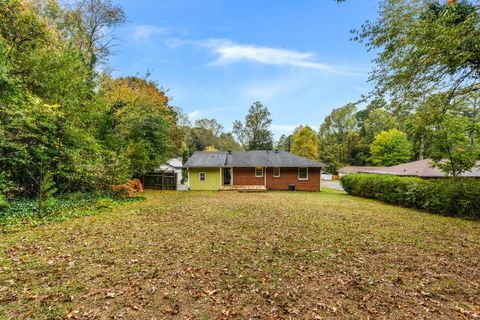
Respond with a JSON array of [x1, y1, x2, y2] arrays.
[[0, 0, 185, 204], [2, 0, 480, 207], [293, 0, 479, 176]]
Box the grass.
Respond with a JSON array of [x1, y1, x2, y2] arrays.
[[0, 188, 479, 319]]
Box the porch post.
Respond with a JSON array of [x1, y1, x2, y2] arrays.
[[264, 167, 267, 188]]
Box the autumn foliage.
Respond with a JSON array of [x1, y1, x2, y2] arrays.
[[111, 179, 144, 197]]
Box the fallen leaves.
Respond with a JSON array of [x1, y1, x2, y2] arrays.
[[0, 190, 479, 319]]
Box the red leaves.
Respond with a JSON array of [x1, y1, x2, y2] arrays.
[[111, 179, 144, 197]]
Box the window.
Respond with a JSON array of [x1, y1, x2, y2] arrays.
[[199, 172, 206, 182], [255, 167, 263, 177], [273, 167, 280, 177], [298, 168, 308, 180]]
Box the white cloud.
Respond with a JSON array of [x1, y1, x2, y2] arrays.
[[130, 25, 167, 41], [174, 39, 362, 75]]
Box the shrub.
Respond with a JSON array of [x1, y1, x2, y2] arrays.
[[340, 174, 480, 219], [0, 194, 9, 211], [0, 193, 144, 233], [111, 179, 144, 197]]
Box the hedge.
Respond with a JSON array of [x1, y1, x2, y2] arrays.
[[340, 174, 480, 219]]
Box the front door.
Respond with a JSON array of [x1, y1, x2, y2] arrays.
[[223, 167, 232, 185]]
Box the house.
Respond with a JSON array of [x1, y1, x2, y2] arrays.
[[185, 150, 325, 191], [338, 159, 480, 178], [158, 157, 188, 190], [337, 166, 387, 178], [141, 157, 188, 190]]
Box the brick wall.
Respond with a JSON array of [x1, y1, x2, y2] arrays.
[[266, 167, 320, 191], [231, 167, 321, 191], [232, 167, 265, 186]]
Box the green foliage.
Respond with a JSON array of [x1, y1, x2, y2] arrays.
[[370, 129, 413, 166], [275, 134, 292, 151], [291, 126, 319, 160], [37, 171, 57, 213], [354, 0, 480, 174], [0, 0, 183, 202], [186, 126, 242, 154], [0, 193, 142, 233], [195, 118, 224, 136], [341, 174, 480, 218], [233, 101, 274, 150], [355, 0, 480, 103], [318, 103, 358, 172]]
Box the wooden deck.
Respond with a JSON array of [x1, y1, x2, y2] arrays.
[[221, 185, 267, 192]]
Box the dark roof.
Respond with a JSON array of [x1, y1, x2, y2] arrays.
[[184, 151, 227, 167], [185, 150, 325, 168], [338, 159, 480, 178]]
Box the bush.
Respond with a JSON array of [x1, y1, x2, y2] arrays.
[[340, 174, 480, 219], [111, 179, 144, 198], [0, 194, 9, 210], [0, 193, 144, 233]]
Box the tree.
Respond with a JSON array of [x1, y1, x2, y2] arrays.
[[232, 101, 274, 150], [203, 145, 218, 152], [356, 0, 480, 105], [370, 129, 413, 166], [63, 0, 126, 68], [195, 118, 224, 137], [275, 134, 292, 151], [0, 0, 188, 201], [290, 126, 319, 160], [218, 133, 243, 152], [188, 128, 221, 153], [98, 76, 179, 176], [363, 109, 398, 143], [318, 103, 358, 172], [409, 92, 480, 176], [430, 114, 480, 176], [355, 0, 480, 172]]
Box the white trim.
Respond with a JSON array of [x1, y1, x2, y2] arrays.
[[199, 171, 206, 182], [273, 167, 280, 177], [298, 167, 309, 180], [255, 167, 263, 177]]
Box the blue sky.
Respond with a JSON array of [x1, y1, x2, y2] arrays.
[[110, 0, 379, 138]]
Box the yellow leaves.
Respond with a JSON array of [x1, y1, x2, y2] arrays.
[[100, 76, 169, 116], [291, 125, 319, 160], [204, 145, 218, 152]]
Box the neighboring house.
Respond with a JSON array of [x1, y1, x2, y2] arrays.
[[185, 150, 325, 191], [157, 157, 188, 190], [337, 166, 387, 178], [338, 159, 480, 178]]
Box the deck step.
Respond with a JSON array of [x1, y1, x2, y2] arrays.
[[221, 185, 267, 192]]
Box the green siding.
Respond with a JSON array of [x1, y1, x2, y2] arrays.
[[189, 167, 221, 190]]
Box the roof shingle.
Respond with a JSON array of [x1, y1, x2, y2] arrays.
[[338, 159, 480, 177], [185, 150, 325, 168]]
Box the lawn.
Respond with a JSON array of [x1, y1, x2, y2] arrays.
[[1, 189, 479, 319]]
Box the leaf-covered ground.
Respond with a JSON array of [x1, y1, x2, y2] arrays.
[[1, 189, 479, 319]]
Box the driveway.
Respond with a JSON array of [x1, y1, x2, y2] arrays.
[[322, 180, 344, 191]]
